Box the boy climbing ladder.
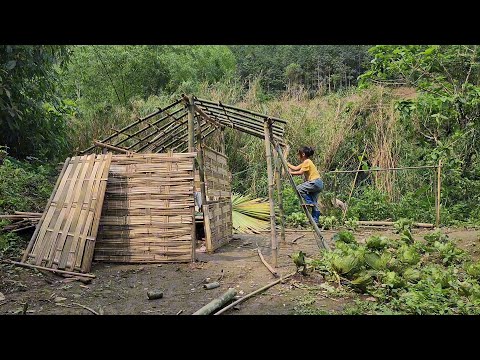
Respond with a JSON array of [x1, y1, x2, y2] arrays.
[[287, 146, 324, 223]]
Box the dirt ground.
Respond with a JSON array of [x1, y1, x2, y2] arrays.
[[1, 227, 478, 315]]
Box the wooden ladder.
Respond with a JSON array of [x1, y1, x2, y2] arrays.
[[273, 142, 330, 251]]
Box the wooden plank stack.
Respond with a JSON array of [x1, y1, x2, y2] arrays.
[[202, 146, 232, 252], [20, 153, 112, 274], [94, 152, 197, 263]]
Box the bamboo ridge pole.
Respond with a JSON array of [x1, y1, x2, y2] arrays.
[[93, 140, 131, 154], [195, 97, 288, 124], [264, 120, 278, 268]]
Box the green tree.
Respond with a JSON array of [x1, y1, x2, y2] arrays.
[[0, 45, 72, 160], [360, 45, 480, 222]]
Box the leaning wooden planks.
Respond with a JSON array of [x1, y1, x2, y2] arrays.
[[20, 153, 112, 274], [94, 152, 196, 263], [204, 199, 233, 252]]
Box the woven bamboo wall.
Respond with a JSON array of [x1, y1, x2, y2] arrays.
[[94, 152, 196, 263], [202, 146, 232, 252]]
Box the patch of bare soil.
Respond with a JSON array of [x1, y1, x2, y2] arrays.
[[1, 227, 478, 315]]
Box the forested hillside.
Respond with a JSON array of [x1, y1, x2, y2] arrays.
[[1, 45, 479, 238]]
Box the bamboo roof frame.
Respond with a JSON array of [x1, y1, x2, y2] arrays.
[[80, 95, 287, 155]]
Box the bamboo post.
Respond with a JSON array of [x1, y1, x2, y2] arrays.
[[274, 151, 286, 244], [196, 114, 210, 253], [343, 144, 367, 219], [436, 159, 442, 228], [264, 120, 277, 268], [220, 127, 226, 154], [187, 96, 195, 152]]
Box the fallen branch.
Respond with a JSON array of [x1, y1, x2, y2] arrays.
[[192, 288, 237, 315], [72, 302, 100, 315], [357, 221, 434, 228], [176, 310, 184, 315], [6, 260, 96, 279], [257, 247, 278, 277], [291, 234, 305, 243], [214, 271, 297, 315]]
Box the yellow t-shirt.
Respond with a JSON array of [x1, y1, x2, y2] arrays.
[[301, 159, 320, 181]]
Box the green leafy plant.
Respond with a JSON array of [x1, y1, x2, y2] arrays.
[[344, 217, 359, 231], [319, 215, 338, 230]]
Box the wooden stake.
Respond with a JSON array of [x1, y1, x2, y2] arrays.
[[436, 159, 442, 228], [214, 271, 296, 315], [274, 151, 286, 244], [344, 144, 367, 219], [257, 247, 279, 277], [187, 96, 195, 153], [264, 120, 277, 268]]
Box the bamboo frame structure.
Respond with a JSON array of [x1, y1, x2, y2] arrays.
[[78, 95, 289, 261]]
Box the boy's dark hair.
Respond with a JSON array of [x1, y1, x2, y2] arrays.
[[298, 146, 314, 158]]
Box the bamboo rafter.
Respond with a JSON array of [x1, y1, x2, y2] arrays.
[[81, 96, 288, 155]]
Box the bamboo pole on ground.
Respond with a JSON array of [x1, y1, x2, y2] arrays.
[[274, 150, 286, 244], [264, 120, 277, 268], [192, 288, 237, 315], [214, 271, 296, 315], [436, 159, 442, 228]]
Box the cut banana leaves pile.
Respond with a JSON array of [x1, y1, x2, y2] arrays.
[[231, 193, 270, 234]]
